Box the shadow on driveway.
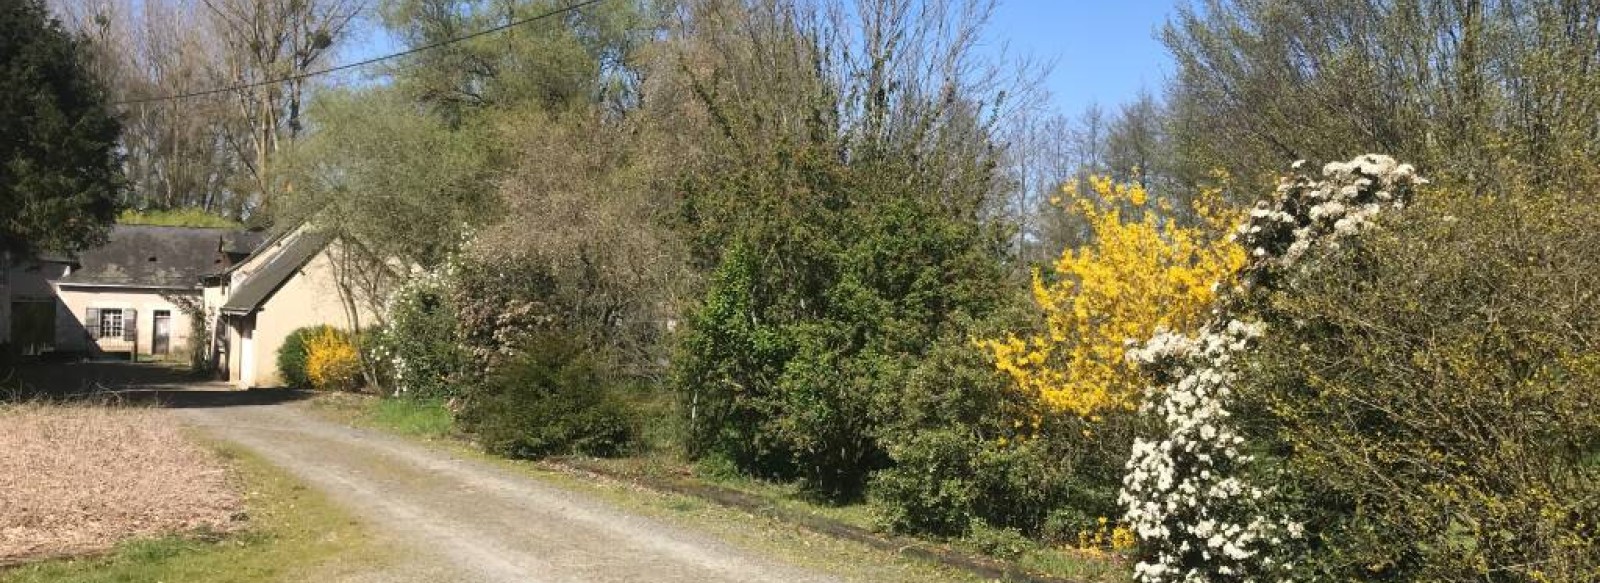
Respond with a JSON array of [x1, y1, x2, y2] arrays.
[[3, 361, 311, 409]]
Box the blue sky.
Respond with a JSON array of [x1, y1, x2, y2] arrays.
[[339, 0, 1183, 116], [984, 0, 1180, 116]]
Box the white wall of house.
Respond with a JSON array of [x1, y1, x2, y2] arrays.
[[213, 232, 298, 383], [237, 318, 256, 386], [2, 259, 72, 351], [54, 286, 195, 358], [203, 282, 228, 374]]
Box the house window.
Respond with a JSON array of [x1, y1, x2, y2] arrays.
[[86, 308, 134, 341], [99, 310, 123, 340]]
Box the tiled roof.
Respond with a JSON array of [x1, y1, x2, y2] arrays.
[[56, 225, 257, 289], [219, 231, 332, 315]]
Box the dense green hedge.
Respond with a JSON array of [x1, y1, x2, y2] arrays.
[[673, 181, 1015, 501]]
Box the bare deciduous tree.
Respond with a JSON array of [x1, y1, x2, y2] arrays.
[[1164, 0, 1600, 195], [53, 0, 363, 218], [54, 0, 248, 214], [201, 0, 364, 214]]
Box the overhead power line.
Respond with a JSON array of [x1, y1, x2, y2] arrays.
[[114, 0, 610, 106]]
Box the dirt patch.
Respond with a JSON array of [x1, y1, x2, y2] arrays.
[[0, 404, 242, 562]]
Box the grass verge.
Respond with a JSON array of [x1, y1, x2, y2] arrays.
[[312, 392, 454, 439], [0, 441, 375, 583]]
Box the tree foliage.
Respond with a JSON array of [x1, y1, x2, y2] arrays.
[[380, 0, 657, 119], [257, 0, 669, 406], [279, 89, 499, 270], [0, 0, 123, 253], [54, 0, 361, 218], [1240, 193, 1600, 581], [669, 0, 1021, 501], [466, 107, 689, 376]]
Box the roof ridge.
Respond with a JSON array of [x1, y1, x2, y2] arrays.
[[112, 224, 254, 232]]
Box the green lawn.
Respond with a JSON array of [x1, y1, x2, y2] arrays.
[[312, 392, 455, 439], [363, 396, 455, 439], [0, 442, 377, 583]]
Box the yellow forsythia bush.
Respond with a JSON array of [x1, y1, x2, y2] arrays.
[[980, 176, 1244, 417], [305, 327, 362, 391]]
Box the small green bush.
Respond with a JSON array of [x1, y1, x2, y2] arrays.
[[276, 326, 331, 389], [460, 333, 635, 459], [962, 520, 1036, 561], [864, 309, 1129, 543], [869, 430, 982, 536], [869, 421, 1126, 542]]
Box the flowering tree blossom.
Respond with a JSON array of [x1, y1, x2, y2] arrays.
[[1120, 155, 1426, 582], [981, 176, 1244, 419]]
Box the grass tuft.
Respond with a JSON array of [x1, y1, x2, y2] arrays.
[[116, 208, 243, 229], [367, 397, 455, 438], [310, 392, 455, 439]]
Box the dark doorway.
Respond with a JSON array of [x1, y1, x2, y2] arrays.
[[152, 310, 171, 356], [9, 301, 55, 355]]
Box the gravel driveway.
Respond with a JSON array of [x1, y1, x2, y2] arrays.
[[177, 400, 840, 583]]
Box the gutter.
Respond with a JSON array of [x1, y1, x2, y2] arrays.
[[54, 282, 202, 291]]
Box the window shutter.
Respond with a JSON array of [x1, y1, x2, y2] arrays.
[[86, 308, 100, 339], [124, 308, 137, 342]]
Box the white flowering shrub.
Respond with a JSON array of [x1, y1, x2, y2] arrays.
[[373, 257, 470, 399], [1235, 155, 1425, 284], [1121, 319, 1297, 583], [1120, 155, 1424, 582]]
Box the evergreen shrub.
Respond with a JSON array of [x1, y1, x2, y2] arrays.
[[460, 332, 635, 459]]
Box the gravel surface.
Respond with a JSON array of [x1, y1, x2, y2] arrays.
[[178, 401, 840, 583]]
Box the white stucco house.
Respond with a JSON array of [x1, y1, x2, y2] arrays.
[[0, 226, 261, 360], [205, 226, 382, 388], [1, 223, 377, 388]]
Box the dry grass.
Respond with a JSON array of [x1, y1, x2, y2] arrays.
[[0, 403, 241, 563]]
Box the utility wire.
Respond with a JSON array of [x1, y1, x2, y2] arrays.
[[114, 0, 610, 106]]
